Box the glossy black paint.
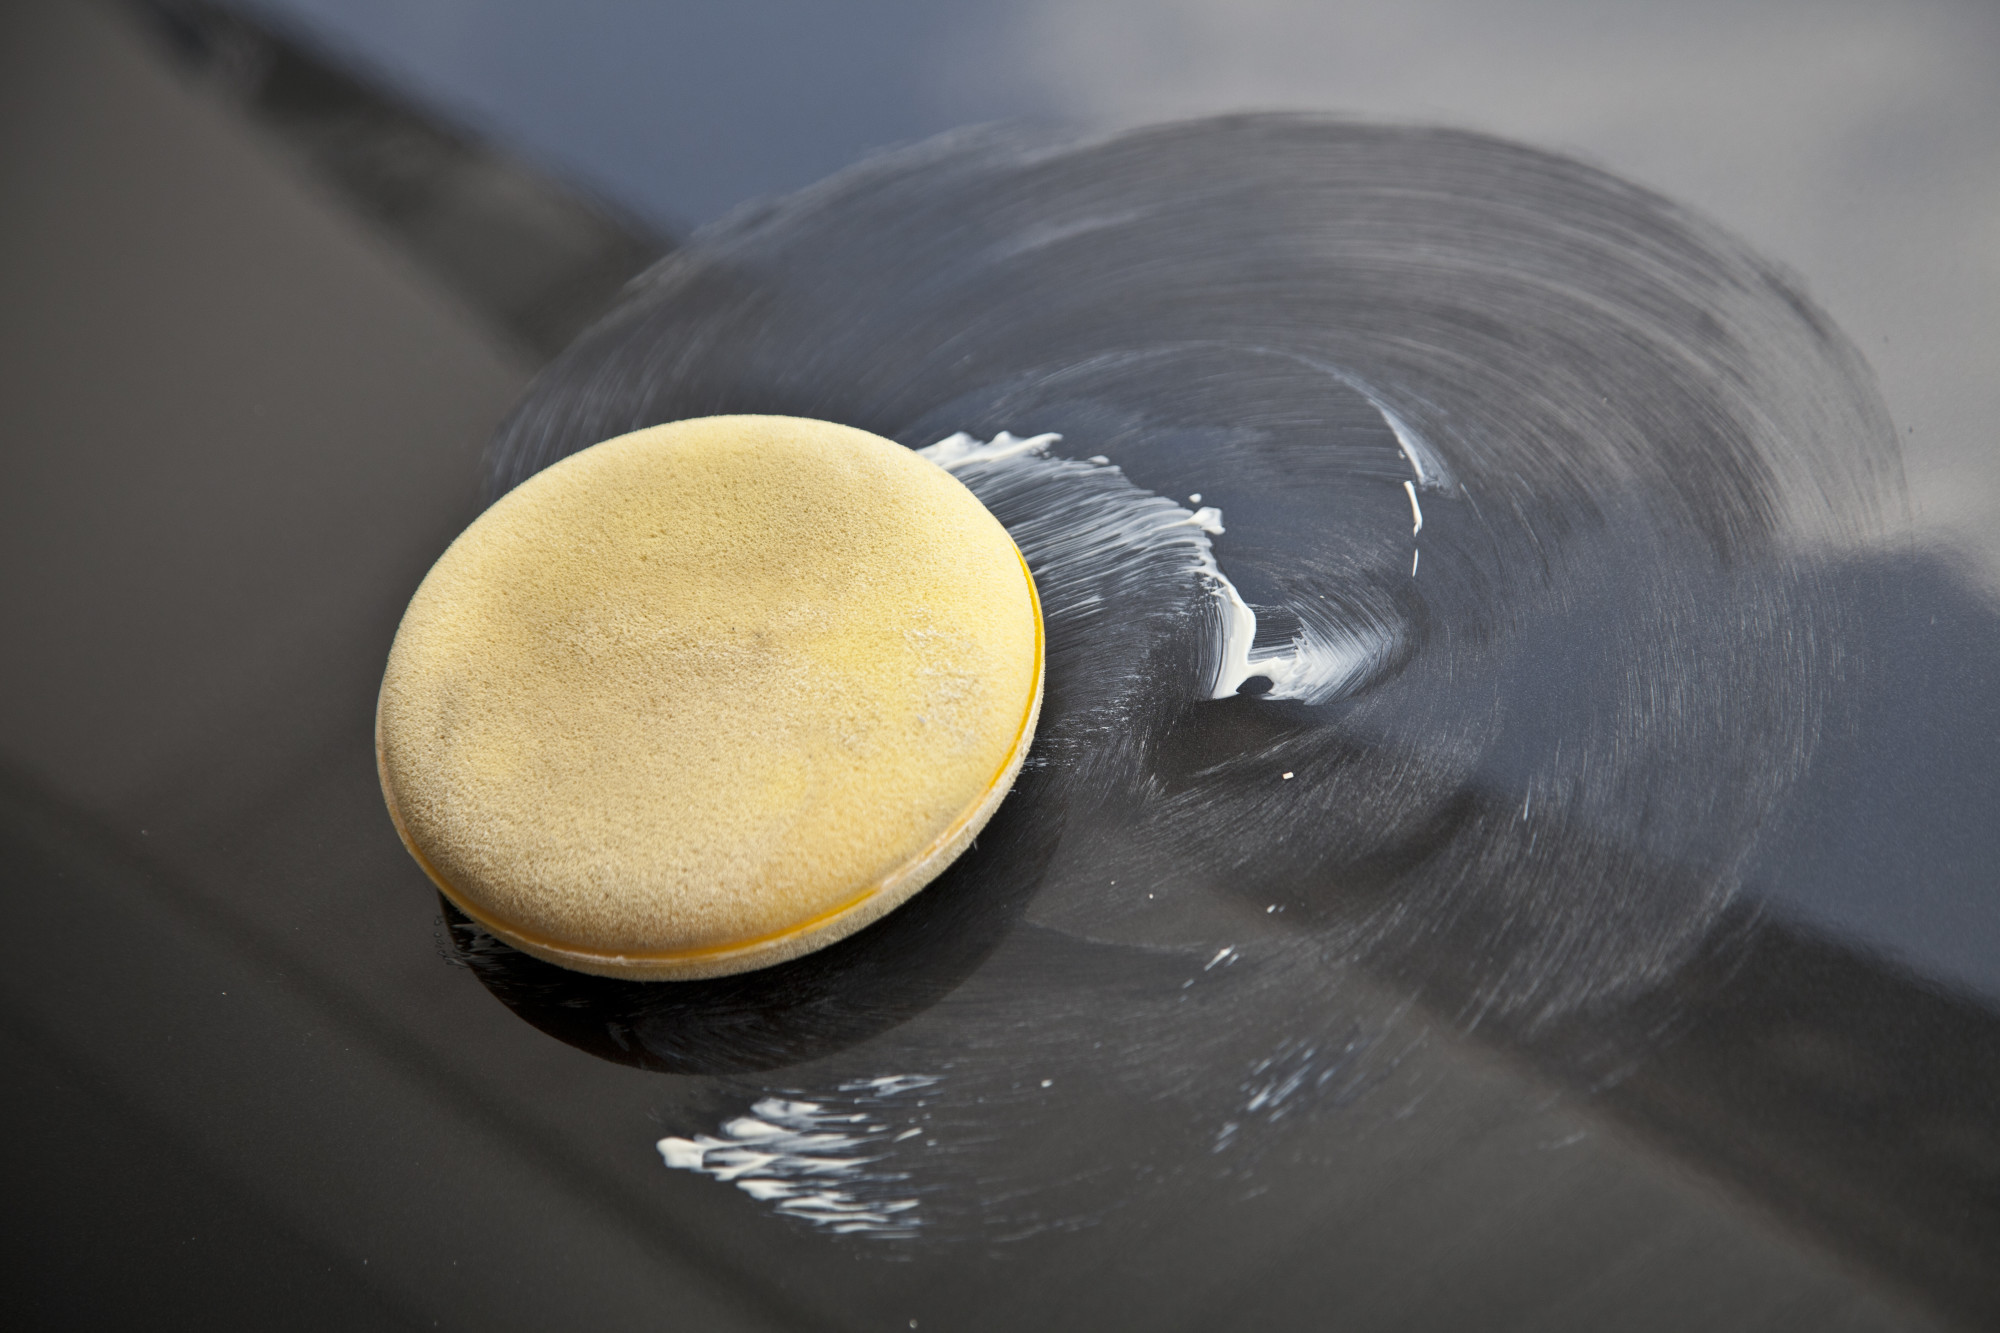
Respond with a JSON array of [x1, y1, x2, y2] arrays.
[[3, 4, 1996, 1331]]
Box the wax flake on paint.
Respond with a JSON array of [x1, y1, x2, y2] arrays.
[[655, 1075, 941, 1238]]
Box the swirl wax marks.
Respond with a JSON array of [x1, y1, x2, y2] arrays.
[[474, 117, 1902, 1242]]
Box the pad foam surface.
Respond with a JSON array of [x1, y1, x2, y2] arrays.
[[377, 415, 1043, 978]]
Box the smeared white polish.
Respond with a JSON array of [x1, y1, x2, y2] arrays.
[[1412, 548, 1420, 578], [1370, 394, 1453, 492], [921, 432, 1393, 704], [656, 1075, 940, 1238], [1239, 346, 1455, 492], [923, 429, 1063, 470], [1403, 480, 1424, 535], [988, 209, 1146, 259]]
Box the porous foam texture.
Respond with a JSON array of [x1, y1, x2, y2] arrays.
[[377, 415, 1043, 979]]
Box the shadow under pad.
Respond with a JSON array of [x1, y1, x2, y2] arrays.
[[440, 755, 1067, 1075]]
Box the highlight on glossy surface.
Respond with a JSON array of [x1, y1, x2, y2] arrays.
[[377, 415, 1044, 979]]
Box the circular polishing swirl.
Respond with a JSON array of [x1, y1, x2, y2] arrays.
[[481, 117, 1900, 1044], [377, 415, 1044, 979]]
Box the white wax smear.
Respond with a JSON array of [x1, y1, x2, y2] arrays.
[[656, 1074, 940, 1238], [1375, 397, 1453, 493], [922, 431, 1393, 703], [1237, 348, 1456, 494], [920, 430, 1061, 470]]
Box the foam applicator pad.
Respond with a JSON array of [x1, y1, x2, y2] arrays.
[[377, 415, 1043, 979]]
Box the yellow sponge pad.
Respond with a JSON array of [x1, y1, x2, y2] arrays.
[[376, 415, 1043, 979]]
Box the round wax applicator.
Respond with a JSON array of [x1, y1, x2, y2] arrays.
[[376, 415, 1043, 980]]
